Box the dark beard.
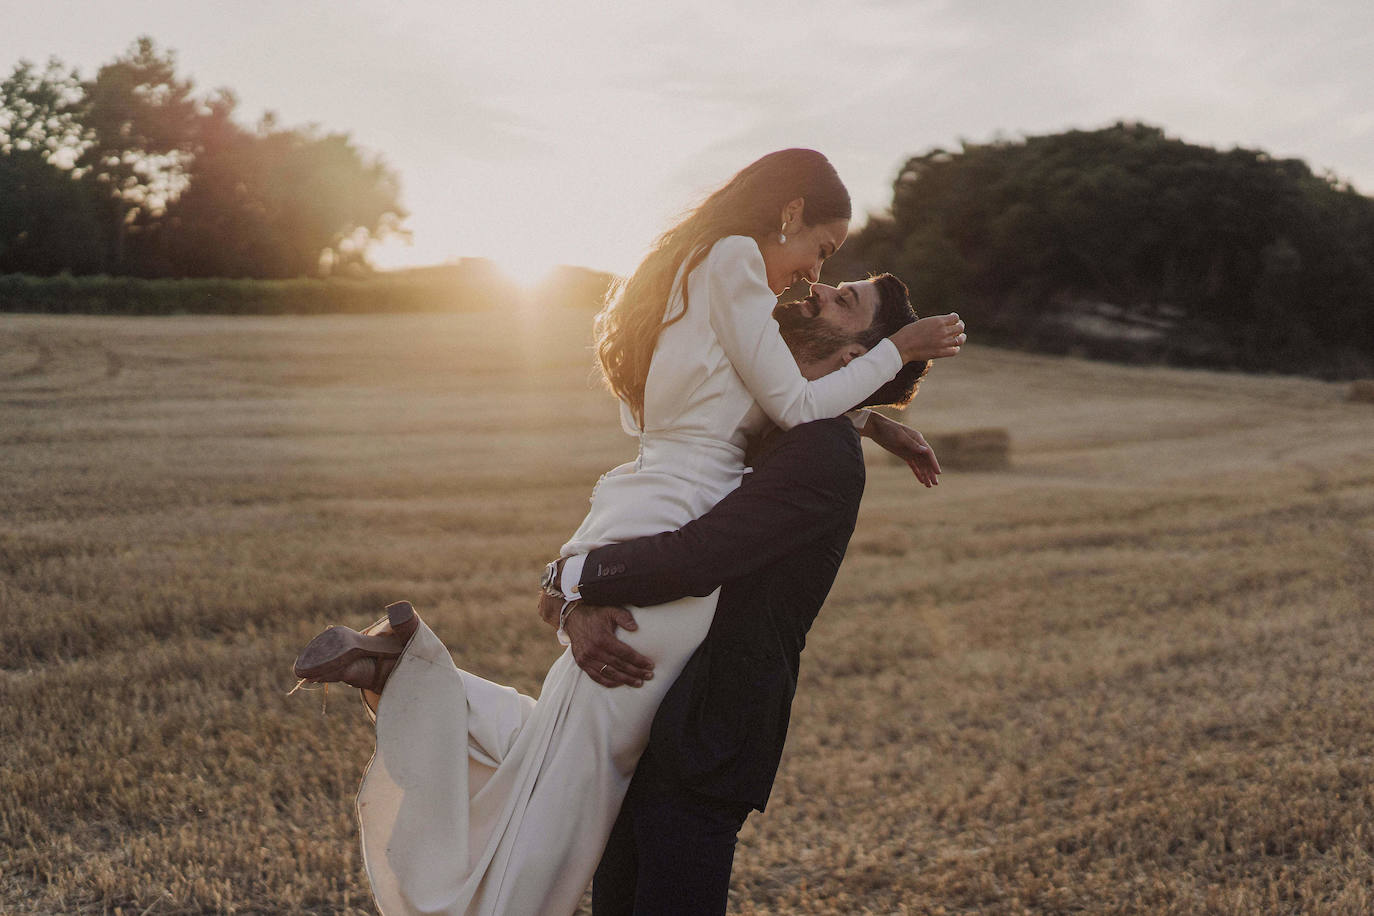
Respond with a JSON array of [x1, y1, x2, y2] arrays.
[[771, 294, 820, 331], [772, 295, 853, 365]]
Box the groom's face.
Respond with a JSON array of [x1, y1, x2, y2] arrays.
[[772, 279, 882, 380], [779, 281, 879, 337]]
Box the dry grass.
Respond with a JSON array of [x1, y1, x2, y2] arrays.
[[2, 311, 1371, 915]]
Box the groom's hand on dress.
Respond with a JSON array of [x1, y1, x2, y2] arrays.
[[566, 604, 655, 689]]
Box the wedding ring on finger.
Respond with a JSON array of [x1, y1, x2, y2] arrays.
[[600, 663, 609, 676]]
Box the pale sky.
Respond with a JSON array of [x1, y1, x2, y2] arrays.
[[4, 0, 1371, 280]]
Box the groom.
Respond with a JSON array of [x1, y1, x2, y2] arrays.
[[538, 273, 940, 915]]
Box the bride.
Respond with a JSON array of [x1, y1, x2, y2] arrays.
[[293, 148, 965, 914]]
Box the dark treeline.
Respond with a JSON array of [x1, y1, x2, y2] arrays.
[[829, 123, 1374, 379], [0, 37, 404, 279]]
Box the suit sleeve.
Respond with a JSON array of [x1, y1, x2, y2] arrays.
[[577, 419, 865, 609], [705, 236, 903, 430]]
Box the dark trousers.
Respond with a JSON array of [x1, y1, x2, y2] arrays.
[[593, 748, 753, 916]]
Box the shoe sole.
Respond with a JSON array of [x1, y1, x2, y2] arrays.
[[293, 601, 419, 680]]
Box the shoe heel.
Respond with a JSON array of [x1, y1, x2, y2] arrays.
[[386, 600, 415, 629], [385, 600, 419, 642]]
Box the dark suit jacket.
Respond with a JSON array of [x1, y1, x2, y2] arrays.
[[577, 417, 866, 811]]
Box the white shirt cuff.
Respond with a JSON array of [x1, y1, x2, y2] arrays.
[[560, 554, 586, 599]]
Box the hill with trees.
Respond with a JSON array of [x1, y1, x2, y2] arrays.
[[829, 123, 1374, 379], [5, 50, 1371, 381], [0, 37, 404, 279]]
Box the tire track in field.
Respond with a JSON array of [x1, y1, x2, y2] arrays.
[[0, 331, 124, 392], [0, 334, 53, 379]]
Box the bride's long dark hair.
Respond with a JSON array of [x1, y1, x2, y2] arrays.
[[595, 149, 851, 427]]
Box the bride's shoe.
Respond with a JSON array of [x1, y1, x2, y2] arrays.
[[293, 600, 420, 693]]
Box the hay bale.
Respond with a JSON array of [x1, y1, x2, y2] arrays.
[[1348, 380, 1374, 403], [899, 427, 1011, 471]]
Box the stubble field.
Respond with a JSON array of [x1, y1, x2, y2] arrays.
[[2, 309, 1372, 915]]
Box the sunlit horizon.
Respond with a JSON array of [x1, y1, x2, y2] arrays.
[[367, 225, 646, 282]]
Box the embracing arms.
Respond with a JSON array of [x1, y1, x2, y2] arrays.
[[705, 237, 962, 429], [552, 415, 940, 612], [579, 418, 865, 609], [539, 420, 869, 688]]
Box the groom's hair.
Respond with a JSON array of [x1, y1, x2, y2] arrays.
[[852, 273, 930, 410]]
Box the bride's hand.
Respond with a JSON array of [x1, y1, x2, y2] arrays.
[[890, 314, 965, 363]]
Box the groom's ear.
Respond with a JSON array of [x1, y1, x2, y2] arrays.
[[839, 344, 868, 367]]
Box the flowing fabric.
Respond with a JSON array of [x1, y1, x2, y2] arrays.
[[353, 236, 904, 915]]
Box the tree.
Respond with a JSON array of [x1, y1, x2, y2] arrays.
[[0, 59, 103, 273], [74, 37, 200, 273], [152, 96, 406, 278], [832, 123, 1374, 378], [0, 57, 89, 165], [0, 37, 408, 278]]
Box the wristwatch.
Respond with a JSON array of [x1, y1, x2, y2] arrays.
[[543, 557, 580, 647], [541, 558, 565, 599]]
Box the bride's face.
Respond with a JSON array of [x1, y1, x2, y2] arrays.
[[757, 216, 849, 295]]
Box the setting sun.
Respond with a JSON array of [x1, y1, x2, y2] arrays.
[[491, 252, 556, 290]]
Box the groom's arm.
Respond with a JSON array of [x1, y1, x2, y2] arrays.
[[551, 418, 865, 689], [572, 417, 865, 610]]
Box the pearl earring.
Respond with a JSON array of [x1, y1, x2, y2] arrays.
[[778, 223, 787, 245]]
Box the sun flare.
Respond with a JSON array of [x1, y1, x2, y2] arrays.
[[492, 251, 557, 290]]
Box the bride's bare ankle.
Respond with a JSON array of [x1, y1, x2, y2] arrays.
[[343, 656, 399, 693], [337, 656, 378, 690], [374, 657, 399, 690]]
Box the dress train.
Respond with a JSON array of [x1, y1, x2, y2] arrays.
[[356, 592, 717, 915]]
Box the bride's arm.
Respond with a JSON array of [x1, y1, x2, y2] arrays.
[[705, 237, 905, 429]]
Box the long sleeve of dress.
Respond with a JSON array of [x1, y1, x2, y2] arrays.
[[705, 236, 903, 430]]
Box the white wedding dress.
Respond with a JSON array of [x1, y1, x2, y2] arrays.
[[355, 235, 903, 915]]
